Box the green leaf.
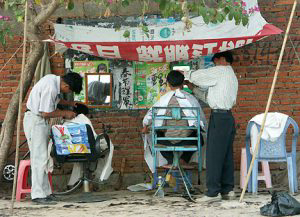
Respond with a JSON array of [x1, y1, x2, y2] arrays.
[[198, 6, 206, 17], [234, 11, 240, 22], [228, 10, 234, 21], [203, 15, 210, 24], [67, 0, 75, 10], [224, 6, 230, 15], [218, 1, 225, 8], [122, 0, 130, 7], [16, 16, 23, 22], [211, 18, 218, 24], [123, 30, 130, 38], [216, 13, 224, 23], [142, 26, 149, 32], [34, 0, 41, 5], [208, 8, 215, 16], [242, 15, 249, 26], [159, 0, 167, 11]]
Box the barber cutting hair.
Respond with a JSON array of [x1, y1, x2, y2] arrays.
[[185, 51, 238, 202], [23, 72, 83, 205]]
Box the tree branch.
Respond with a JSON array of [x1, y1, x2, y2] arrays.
[[33, 0, 61, 26]]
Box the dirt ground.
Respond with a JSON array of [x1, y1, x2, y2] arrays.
[[0, 182, 295, 217]]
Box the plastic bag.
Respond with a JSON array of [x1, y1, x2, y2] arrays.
[[260, 191, 300, 216]]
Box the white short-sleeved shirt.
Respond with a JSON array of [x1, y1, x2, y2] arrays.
[[186, 66, 238, 110], [26, 74, 61, 115]]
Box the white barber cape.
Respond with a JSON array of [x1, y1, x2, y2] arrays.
[[143, 89, 206, 128], [143, 89, 207, 173], [64, 114, 114, 185], [249, 112, 288, 152]]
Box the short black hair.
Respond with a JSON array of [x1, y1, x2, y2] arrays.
[[97, 63, 107, 72], [73, 103, 89, 115], [212, 51, 234, 64], [62, 72, 83, 94], [167, 70, 184, 87]]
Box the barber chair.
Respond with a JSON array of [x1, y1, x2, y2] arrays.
[[151, 106, 202, 202], [51, 123, 109, 194]]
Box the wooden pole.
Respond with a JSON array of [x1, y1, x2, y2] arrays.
[[10, 0, 29, 214], [239, 0, 297, 202]]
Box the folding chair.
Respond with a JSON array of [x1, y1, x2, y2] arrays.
[[151, 106, 202, 201]]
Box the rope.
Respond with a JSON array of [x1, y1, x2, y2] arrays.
[[0, 43, 24, 74], [289, 36, 300, 64]]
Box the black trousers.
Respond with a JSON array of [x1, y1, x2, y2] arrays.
[[159, 131, 204, 164], [206, 111, 236, 196]]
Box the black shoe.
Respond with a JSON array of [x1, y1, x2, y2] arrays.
[[32, 198, 57, 205], [46, 194, 60, 201]]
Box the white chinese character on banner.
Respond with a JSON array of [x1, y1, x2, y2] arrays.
[[164, 45, 189, 62], [219, 41, 235, 52], [136, 45, 163, 62], [164, 45, 176, 62], [204, 43, 218, 54], [192, 44, 204, 58], [71, 44, 94, 55], [96, 45, 121, 58], [176, 45, 189, 61]]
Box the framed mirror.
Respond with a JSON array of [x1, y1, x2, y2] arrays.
[[85, 73, 112, 108]]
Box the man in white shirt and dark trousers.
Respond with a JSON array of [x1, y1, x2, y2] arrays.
[[185, 51, 238, 202], [23, 73, 83, 205]]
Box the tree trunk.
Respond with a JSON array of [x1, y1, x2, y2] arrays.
[[0, 0, 61, 181]]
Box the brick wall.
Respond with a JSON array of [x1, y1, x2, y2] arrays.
[[0, 0, 299, 173]]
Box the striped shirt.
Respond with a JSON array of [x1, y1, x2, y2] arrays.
[[187, 66, 238, 110], [165, 96, 192, 144]]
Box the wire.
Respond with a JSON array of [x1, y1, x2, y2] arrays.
[[289, 36, 300, 64], [0, 43, 24, 74]]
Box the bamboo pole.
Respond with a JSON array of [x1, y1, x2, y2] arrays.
[[239, 0, 297, 202], [10, 1, 29, 214]]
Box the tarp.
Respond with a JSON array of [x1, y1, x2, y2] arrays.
[[52, 0, 282, 62]]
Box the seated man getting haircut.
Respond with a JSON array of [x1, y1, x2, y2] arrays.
[[63, 104, 114, 187], [142, 70, 207, 164]]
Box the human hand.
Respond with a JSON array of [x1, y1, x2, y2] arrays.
[[141, 126, 149, 134], [73, 101, 83, 107], [63, 110, 76, 119], [184, 80, 194, 90]]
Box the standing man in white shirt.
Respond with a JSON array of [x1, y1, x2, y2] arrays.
[[23, 73, 83, 205], [185, 51, 238, 202]]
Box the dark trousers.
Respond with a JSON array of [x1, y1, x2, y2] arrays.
[[159, 131, 203, 164], [206, 111, 235, 196]]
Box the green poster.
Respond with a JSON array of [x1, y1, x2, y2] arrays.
[[73, 60, 109, 103], [133, 62, 169, 108]]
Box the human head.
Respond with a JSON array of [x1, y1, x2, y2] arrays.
[[212, 51, 234, 65], [61, 72, 83, 94], [167, 70, 184, 88], [73, 103, 89, 115], [97, 63, 107, 73]]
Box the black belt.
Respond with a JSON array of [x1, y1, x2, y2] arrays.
[[25, 109, 31, 112], [212, 109, 231, 113]]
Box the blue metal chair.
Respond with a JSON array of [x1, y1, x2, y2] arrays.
[[245, 116, 299, 194], [151, 106, 202, 201]]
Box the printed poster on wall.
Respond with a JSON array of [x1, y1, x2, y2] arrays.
[[72, 60, 109, 102], [133, 62, 169, 108]]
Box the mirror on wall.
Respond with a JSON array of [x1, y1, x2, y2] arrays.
[[85, 73, 112, 108]]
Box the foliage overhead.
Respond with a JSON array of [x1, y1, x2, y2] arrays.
[[0, 0, 256, 45]]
